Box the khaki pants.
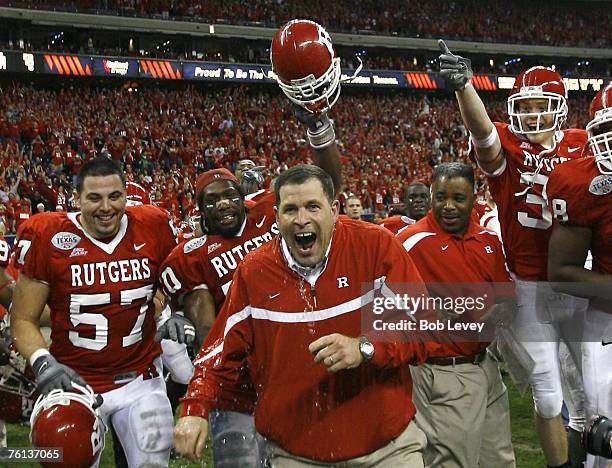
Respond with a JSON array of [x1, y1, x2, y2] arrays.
[[410, 353, 515, 468], [266, 420, 427, 467]]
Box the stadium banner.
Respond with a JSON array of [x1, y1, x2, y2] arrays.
[[183, 62, 275, 83], [139, 59, 182, 80], [404, 72, 441, 89], [0, 50, 38, 74], [43, 53, 92, 76], [93, 57, 139, 78], [1, 50, 609, 92], [342, 69, 405, 87], [499, 75, 607, 93], [471, 74, 498, 91]]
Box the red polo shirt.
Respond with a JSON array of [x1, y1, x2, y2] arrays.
[[397, 211, 514, 356]]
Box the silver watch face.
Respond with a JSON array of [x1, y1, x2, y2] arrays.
[[360, 341, 374, 359]]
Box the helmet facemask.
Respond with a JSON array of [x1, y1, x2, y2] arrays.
[[587, 107, 612, 174], [508, 88, 567, 135], [276, 57, 342, 114]]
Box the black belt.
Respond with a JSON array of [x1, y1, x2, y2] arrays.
[[425, 350, 487, 367]]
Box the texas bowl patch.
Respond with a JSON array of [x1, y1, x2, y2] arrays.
[[183, 236, 207, 254], [589, 174, 612, 196], [51, 232, 81, 250]]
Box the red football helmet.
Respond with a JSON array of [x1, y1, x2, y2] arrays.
[[508, 66, 568, 135], [586, 84, 612, 174], [30, 384, 105, 468], [126, 181, 151, 206], [0, 340, 37, 423], [271, 19, 342, 113]]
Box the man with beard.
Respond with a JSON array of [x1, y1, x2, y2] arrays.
[[379, 181, 430, 235]]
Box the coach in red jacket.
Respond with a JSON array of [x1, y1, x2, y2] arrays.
[[174, 164, 452, 465], [398, 162, 516, 467]]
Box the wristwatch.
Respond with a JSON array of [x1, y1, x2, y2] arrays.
[[359, 336, 375, 362]]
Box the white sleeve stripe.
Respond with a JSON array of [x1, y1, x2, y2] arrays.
[[193, 276, 388, 364], [402, 232, 436, 252], [478, 155, 507, 177]]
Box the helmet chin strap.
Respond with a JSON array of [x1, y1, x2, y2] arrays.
[[339, 56, 363, 85]]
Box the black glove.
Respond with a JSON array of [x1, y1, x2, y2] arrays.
[[154, 313, 196, 345], [438, 39, 473, 91], [293, 103, 331, 132], [240, 167, 265, 194], [32, 353, 87, 395]]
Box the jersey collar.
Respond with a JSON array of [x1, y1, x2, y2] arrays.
[[68, 211, 129, 255]]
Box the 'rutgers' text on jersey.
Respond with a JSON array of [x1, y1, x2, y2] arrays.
[[161, 193, 278, 307], [481, 122, 587, 280], [16, 205, 177, 393]]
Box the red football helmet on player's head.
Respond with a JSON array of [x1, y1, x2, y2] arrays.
[[30, 384, 105, 468], [508, 66, 568, 135], [271, 19, 341, 114], [586, 84, 612, 174], [125, 181, 151, 206]]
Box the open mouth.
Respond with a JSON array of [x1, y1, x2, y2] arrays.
[[295, 232, 317, 254], [218, 212, 238, 225], [442, 214, 458, 225], [96, 213, 115, 226]]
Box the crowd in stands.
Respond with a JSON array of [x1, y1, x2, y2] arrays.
[[0, 0, 608, 48], [0, 82, 591, 234]]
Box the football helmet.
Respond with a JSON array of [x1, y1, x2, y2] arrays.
[[271, 19, 361, 114], [586, 84, 612, 174], [30, 383, 105, 468], [126, 181, 151, 206], [0, 318, 37, 423], [508, 66, 568, 135]]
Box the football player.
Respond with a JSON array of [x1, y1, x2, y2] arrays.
[[0, 236, 15, 311], [10, 157, 190, 467], [547, 84, 612, 468], [379, 181, 430, 235], [439, 41, 588, 468]]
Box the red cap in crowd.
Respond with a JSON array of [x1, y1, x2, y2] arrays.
[[195, 168, 239, 199]]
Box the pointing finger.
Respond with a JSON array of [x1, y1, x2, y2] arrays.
[[438, 39, 452, 55]]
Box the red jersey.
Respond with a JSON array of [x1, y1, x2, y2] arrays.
[[0, 237, 10, 269], [16, 205, 177, 393], [483, 122, 587, 280], [243, 189, 269, 209], [182, 219, 449, 461], [397, 212, 513, 356], [160, 192, 277, 414], [378, 215, 416, 236], [160, 192, 277, 306], [547, 157, 612, 274]]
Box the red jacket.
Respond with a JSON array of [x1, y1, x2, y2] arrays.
[[182, 218, 447, 461]]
